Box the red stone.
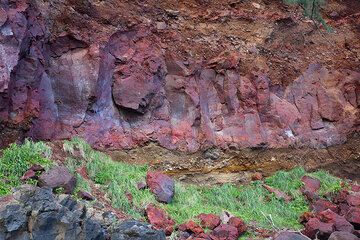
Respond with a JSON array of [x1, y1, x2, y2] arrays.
[[263, 184, 292, 202], [302, 218, 334, 239], [345, 207, 360, 227], [333, 190, 349, 204], [311, 199, 339, 213], [300, 212, 315, 224], [351, 185, 360, 192], [145, 204, 175, 236], [178, 220, 204, 235], [198, 213, 221, 230], [211, 224, 239, 240], [274, 231, 310, 240], [146, 171, 175, 204], [301, 175, 321, 193], [346, 193, 360, 207], [251, 172, 263, 181], [77, 190, 95, 201], [137, 182, 147, 190], [227, 217, 247, 236], [29, 164, 45, 172], [38, 166, 76, 194], [317, 209, 354, 233], [20, 169, 36, 181]]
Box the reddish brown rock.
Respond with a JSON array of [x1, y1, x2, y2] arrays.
[[301, 175, 321, 193], [302, 218, 334, 240], [77, 190, 95, 201], [227, 217, 247, 236], [38, 166, 76, 194], [300, 212, 316, 224], [347, 193, 360, 207], [311, 199, 339, 213], [145, 204, 175, 236], [178, 220, 204, 235], [29, 164, 45, 172], [251, 172, 263, 181], [351, 185, 360, 192], [333, 190, 349, 204], [346, 207, 360, 228], [328, 231, 359, 240], [146, 171, 175, 204], [317, 209, 354, 233], [20, 169, 36, 181], [198, 213, 221, 230], [211, 224, 239, 240]]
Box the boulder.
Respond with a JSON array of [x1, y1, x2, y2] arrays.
[[145, 204, 175, 236], [38, 166, 76, 194], [211, 224, 239, 240], [178, 220, 204, 235], [301, 176, 321, 193], [347, 193, 360, 207], [346, 207, 360, 228], [227, 217, 247, 236], [274, 231, 310, 240], [311, 199, 338, 213], [317, 209, 354, 233], [302, 218, 334, 239], [146, 171, 175, 204], [328, 231, 359, 240], [198, 213, 221, 230], [111, 220, 166, 240]]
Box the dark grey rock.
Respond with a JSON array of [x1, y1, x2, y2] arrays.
[[111, 220, 166, 240]]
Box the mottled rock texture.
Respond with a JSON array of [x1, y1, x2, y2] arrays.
[[0, 0, 359, 152]]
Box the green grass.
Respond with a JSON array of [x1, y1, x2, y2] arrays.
[[0, 139, 52, 196], [63, 138, 343, 232]]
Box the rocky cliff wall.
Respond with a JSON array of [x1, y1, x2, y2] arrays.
[[0, 0, 359, 152]]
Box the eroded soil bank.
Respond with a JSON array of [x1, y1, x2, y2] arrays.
[[108, 135, 360, 185]]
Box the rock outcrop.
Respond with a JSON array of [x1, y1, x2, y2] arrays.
[[0, 0, 359, 152], [0, 186, 165, 240]]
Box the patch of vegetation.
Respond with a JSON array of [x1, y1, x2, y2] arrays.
[[63, 138, 344, 232], [284, 0, 332, 32], [0, 139, 52, 196]]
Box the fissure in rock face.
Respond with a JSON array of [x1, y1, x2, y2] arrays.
[[0, 0, 359, 152]]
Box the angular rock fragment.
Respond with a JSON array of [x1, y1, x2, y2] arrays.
[[145, 204, 175, 236], [38, 166, 76, 194], [198, 213, 221, 230], [146, 171, 175, 203]]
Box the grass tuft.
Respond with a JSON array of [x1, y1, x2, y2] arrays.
[[0, 139, 52, 196]]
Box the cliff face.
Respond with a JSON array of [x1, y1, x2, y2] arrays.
[[0, 0, 359, 152]]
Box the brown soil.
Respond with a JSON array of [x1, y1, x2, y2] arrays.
[[108, 135, 360, 185]]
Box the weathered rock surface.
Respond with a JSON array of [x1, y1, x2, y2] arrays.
[[145, 204, 175, 236], [0, 186, 165, 240], [0, 0, 359, 153], [146, 171, 175, 204], [37, 166, 76, 194], [274, 231, 310, 240]]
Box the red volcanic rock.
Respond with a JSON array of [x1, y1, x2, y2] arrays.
[[77, 190, 95, 201], [198, 213, 221, 230], [302, 218, 334, 239], [146, 171, 175, 204], [328, 231, 359, 240], [347, 193, 360, 207], [251, 172, 263, 181], [29, 164, 45, 172], [333, 190, 349, 204], [351, 185, 360, 192], [38, 166, 76, 194], [178, 220, 204, 235], [211, 224, 239, 240], [145, 204, 175, 236], [0, 1, 359, 154], [300, 212, 316, 224], [346, 207, 360, 228], [317, 209, 354, 233], [20, 169, 36, 181], [301, 175, 321, 193], [227, 217, 247, 236], [311, 199, 339, 213]]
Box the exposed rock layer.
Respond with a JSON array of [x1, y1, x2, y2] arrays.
[[0, 0, 359, 152]]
